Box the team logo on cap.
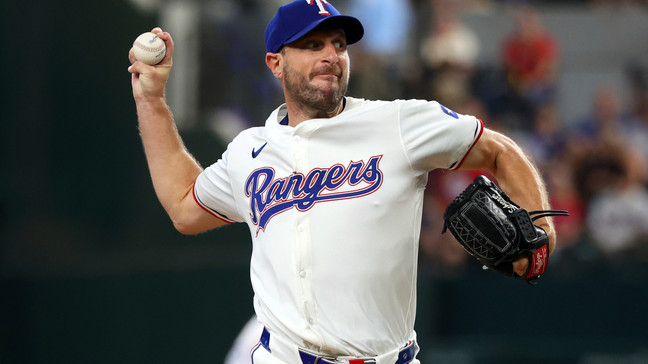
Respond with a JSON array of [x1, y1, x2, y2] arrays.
[[245, 155, 383, 233], [308, 0, 331, 15]]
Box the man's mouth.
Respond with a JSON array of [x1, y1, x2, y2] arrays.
[[314, 74, 339, 81], [312, 67, 341, 80]]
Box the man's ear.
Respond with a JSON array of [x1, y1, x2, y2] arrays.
[[266, 52, 283, 79]]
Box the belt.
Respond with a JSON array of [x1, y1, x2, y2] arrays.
[[260, 328, 417, 364]]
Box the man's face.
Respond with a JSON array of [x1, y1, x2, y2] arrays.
[[279, 26, 350, 113]]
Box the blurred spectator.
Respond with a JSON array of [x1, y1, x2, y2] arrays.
[[576, 141, 648, 261], [419, 0, 480, 109], [570, 86, 639, 145], [625, 65, 648, 175], [499, 6, 559, 129], [512, 103, 567, 166], [346, 0, 414, 100], [544, 160, 586, 249], [568, 85, 648, 186], [587, 183, 648, 260], [570, 140, 627, 205]]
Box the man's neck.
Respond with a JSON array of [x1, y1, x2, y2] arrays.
[[284, 99, 345, 127]]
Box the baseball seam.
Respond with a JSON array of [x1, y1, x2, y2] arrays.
[[133, 41, 164, 53]]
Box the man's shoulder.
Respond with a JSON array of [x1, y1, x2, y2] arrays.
[[344, 97, 443, 116], [345, 96, 391, 109], [344, 97, 433, 112]]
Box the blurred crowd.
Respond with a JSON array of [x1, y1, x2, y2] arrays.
[[197, 0, 648, 275], [348, 0, 648, 275], [392, 0, 648, 275]]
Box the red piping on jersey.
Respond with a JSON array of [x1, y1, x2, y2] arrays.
[[192, 183, 234, 224], [454, 119, 484, 170]]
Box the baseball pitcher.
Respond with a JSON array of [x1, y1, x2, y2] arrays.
[[127, 1, 564, 363]]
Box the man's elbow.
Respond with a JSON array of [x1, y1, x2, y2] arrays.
[[170, 208, 225, 235], [173, 219, 203, 235], [169, 210, 203, 235]]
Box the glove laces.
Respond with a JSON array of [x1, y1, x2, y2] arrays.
[[528, 210, 570, 221]]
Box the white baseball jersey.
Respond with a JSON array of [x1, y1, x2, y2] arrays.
[[194, 97, 483, 357]]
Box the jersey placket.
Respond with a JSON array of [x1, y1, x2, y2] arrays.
[[290, 125, 322, 345]]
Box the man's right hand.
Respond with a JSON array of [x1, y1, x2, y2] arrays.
[[128, 27, 174, 101]]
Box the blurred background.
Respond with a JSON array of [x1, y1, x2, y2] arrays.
[[2, 0, 648, 363]]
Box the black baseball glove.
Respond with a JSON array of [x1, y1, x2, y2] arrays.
[[442, 175, 569, 283]]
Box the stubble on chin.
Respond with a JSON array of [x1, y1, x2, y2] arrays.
[[283, 63, 349, 114]]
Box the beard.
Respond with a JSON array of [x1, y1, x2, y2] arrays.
[[282, 62, 349, 114]]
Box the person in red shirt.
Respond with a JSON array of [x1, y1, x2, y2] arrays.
[[501, 6, 559, 128]]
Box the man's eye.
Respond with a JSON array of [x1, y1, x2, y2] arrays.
[[306, 42, 320, 49], [335, 41, 346, 49]]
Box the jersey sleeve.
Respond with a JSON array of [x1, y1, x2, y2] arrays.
[[193, 148, 244, 223], [398, 100, 483, 174]]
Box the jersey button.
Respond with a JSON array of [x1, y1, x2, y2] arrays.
[[299, 270, 307, 278], [294, 152, 302, 160], [294, 135, 301, 143], [308, 317, 314, 325], [297, 225, 304, 232]]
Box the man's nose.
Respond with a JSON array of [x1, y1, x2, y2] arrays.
[[322, 43, 339, 63]]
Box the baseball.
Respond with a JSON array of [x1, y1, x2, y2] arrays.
[[132, 32, 166, 65]]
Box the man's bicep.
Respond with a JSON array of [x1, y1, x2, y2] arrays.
[[458, 128, 500, 173]]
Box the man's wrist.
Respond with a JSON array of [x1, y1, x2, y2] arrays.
[[135, 96, 169, 114], [135, 94, 166, 104]]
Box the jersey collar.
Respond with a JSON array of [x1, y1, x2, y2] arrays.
[[279, 97, 347, 126]]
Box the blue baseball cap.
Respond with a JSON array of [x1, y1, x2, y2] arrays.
[[265, 0, 364, 53]]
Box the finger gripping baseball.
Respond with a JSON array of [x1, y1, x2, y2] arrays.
[[442, 175, 569, 283]]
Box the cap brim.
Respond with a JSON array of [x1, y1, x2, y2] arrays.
[[283, 15, 364, 48]]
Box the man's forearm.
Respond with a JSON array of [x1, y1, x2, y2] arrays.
[[489, 135, 556, 253], [136, 97, 203, 221]]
